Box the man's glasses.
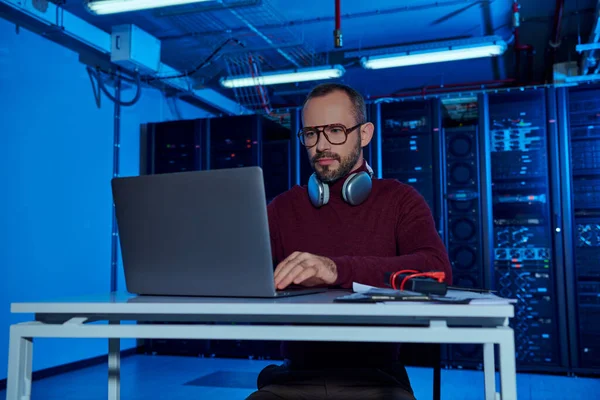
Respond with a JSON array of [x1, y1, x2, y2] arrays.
[[297, 123, 362, 148]]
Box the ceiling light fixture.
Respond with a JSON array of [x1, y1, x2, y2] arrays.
[[85, 0, 214, 15], [360, 37, 507, 70], [220, 65, 346, 89]]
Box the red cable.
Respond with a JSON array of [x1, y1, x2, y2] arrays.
[[390, 270, 419, 290], [400, 272, 446, 291]]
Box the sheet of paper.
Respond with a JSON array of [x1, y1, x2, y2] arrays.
[[351, 282, 423, 296], [352, 282, 378, 293], [442, 289, 517, 305]]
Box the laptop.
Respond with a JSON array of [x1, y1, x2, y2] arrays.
[[111, 167, 325, 298]]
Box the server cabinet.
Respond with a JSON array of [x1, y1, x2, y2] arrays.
[[140, 119, 209, 175], [376, 100, 440, 218], [560, 85, 600, 373], [142, 114, 291, 202], [487, 89, 565, 369]]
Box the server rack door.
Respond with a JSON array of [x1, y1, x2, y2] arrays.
[[289, 108, 302, 187], [378, 100, 437, 215], [141, 119, 207, 175], [488, 89, 561, 369], [299, 140, 314, 186], [563, 85, 600, 372], [262, 115, 292, 203], [209, 115, 260, 170], [364, 102, 376, 172], [440, 95, 486, 368], [545, 87, 570, 371]]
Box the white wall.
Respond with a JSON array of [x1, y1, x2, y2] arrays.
[[0, 17, 212, 381]]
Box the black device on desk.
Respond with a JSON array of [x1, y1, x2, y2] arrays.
[[385, 270, 448, 296]]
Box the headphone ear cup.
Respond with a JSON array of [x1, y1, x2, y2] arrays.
[[308, 173, 329, 208], [321, 181, 330, 205], [342, 171, 372, 206], [341, 173, 356, 203]]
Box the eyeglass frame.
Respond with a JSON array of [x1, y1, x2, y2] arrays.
[[297, 123, 363, 148]]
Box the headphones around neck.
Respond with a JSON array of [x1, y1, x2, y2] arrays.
[[308, 162, 374, 208]]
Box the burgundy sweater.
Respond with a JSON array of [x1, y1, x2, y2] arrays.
[[267, 161, 452, 368]]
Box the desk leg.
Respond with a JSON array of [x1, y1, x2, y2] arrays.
[[108, 321, 121, 400], [498, 329, 517, 400], [483, 343, 496, 400], [6, 326, 33, 400]]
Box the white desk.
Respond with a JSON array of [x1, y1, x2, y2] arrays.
[[6, 290, 516, 400]]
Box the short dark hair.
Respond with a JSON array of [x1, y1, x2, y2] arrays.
[[302, 83, 367, 125]]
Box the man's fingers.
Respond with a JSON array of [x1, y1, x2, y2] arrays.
[[274, 251, 301, 280], [274, 252, 309, 281], [293, 266, 318, 285], [278, 259, 317, 289], [277, 263, 311, 289]]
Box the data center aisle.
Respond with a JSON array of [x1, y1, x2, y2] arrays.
[[1, 355, 598, 400]]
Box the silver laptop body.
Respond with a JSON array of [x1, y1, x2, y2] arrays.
[[111, 167, 324, 298]]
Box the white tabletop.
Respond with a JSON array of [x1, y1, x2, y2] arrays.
[[11, 290, 513, 327]]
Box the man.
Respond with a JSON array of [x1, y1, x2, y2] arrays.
[[246, 83, 452, 399]]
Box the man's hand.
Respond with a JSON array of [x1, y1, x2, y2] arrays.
[[273, 252, 338, 290]]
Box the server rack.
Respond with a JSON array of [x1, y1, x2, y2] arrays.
[[373, 91, 572, 372], [560, 85, 600, 373], [486, 88, 567, 371], [140, 118, 209, 175], [375, 100, 439, 218]]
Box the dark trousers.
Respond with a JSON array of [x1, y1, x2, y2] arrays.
[[246, 362, 416, 400]]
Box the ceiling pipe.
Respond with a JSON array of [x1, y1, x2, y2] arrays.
[[269, 78, 520, 107], [512, 0, 535, 83], [367, 79, 516, 100], [334, 0, 342, 48], [270, 78, 517, 106], [547, 0, 564, 82], [551, 0, 564, 48]]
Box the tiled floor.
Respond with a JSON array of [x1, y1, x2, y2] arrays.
[[1, 355, 599, 399]]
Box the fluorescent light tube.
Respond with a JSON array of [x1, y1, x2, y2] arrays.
[[361, 43, 506, 70], [86, 0, 213, 15], [220, 65, 346, 88]]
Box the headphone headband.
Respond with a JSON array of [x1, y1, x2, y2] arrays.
[[364, 161, 374, 178]]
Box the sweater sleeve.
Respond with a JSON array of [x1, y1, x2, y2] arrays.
[[329, 186, 453, 288]]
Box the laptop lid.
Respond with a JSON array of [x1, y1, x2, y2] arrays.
[[111, 167, 277, 297]]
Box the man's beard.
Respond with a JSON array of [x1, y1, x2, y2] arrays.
[[311, 135, 361, 184]]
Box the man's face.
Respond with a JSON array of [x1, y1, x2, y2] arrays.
[[302, 91, 364, 183]]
